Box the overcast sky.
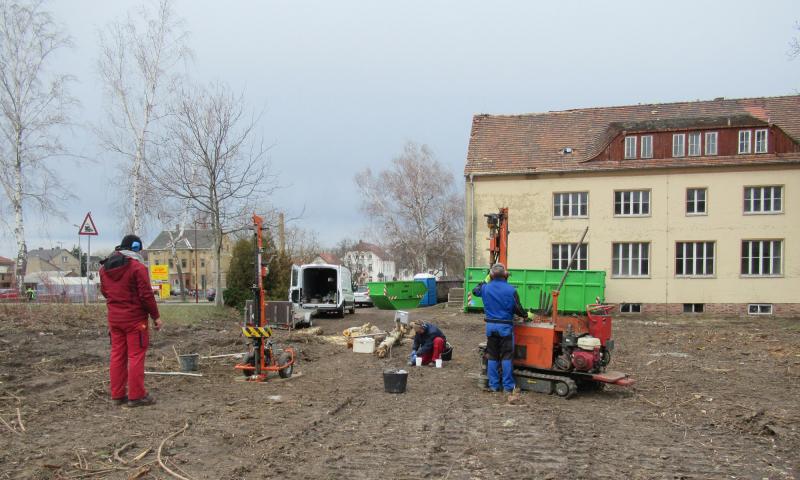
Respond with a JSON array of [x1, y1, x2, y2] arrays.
[[2, 0, 798, 257]]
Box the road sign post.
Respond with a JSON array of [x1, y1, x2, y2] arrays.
[[78, 212, 99, 305]]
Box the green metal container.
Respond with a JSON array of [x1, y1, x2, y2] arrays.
[[367, 281, 427, 310], [464, 267, 606, 313]]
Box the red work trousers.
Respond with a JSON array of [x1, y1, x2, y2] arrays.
[[109, 321, 149, 401], [419, 337, 445, 365]]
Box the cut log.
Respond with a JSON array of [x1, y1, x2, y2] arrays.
[[287, 327, 323, 342], [375, 323, 413, 358]]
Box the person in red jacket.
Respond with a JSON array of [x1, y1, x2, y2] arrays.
[[100, 234, 162, 407]]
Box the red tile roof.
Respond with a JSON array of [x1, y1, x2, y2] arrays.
[[0, 256, 14, 265], [317, 252, 340, 265], [465, 95, 800, 175], [352, 241, 391, 260]]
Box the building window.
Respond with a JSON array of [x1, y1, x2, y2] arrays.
[[676, 241, 715, 276], [614, 190, 650, 216], [640, 135, 653, 159], [168, 259, 174, 268], [612, 242, 649, 277], [683, 303, 704, 313], [705, 132, 718, 155], [551, 243, 588, 270], [201, 259, 205, 268], [748, 304, 772, 315], [741, 240, 782, 276], [62, 256, 67, 263], [553, 192, 588, 218], [688, 132, 701, 156], [738, 130, 752, 154], [624, 136, 637, 159], [672, 134, 685, 157], [155, 260, 160, 265], [619, 303, 641, 314], [755, 129, 768, 153], [744, 186, 782, 214], [686, 188, 707, 215], [181, 259, 187, 268]]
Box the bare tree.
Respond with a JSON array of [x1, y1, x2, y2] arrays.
[[151, 82, 276, 306], [0, 0, 75, 290], [355, 141, 464, 276], [285, 225, 321, 264], [96, 0, 190, 235]]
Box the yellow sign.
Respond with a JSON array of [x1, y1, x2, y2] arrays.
[[150, 265, 169, 281]]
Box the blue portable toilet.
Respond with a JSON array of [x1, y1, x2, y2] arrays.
[[414, 273, 437, 306]]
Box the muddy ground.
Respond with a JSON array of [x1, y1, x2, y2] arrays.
[[0, 303, 798, 479]]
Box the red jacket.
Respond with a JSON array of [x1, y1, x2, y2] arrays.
[[100, 251, 160, 325]]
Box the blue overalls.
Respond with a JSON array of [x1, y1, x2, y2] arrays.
[[473, 278, 521, 391]]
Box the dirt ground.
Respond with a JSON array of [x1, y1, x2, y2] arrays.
[[0, 303, 798, 480]]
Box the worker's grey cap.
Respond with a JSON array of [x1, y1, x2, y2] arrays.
[[490, 263, 506, 276]]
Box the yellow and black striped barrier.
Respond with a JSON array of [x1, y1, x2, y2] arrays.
[[242, 326, 272, 338]]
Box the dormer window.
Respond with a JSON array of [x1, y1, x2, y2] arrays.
[[640, 135, 653, 158], [705, 132, 718, 155], [688, 132, 701, 156], [624, 136, 637, 159], [672, 134, 685, 157], [738, 130, 752, 154], [755, 129, 768, 153]]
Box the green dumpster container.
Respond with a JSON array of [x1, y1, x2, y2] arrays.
[[368, 281, 428, 310], [464, 267, 605, 313]]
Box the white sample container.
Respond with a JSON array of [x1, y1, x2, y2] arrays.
[[353, 337, 376, 353]]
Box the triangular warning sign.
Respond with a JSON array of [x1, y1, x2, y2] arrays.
[[78, 212, 99, 236]]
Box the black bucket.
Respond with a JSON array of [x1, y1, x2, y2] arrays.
[[383, 369, 408, 393], [178, 354, 199, 372], [441, 342, 453, 361]]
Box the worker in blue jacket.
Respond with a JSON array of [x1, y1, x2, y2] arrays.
[[472, 263, 531, 392], [408, 321, 446, 366]]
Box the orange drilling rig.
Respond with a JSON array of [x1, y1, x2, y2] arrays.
[[478, 208, 634, 398], [235, 214, 296, 381]]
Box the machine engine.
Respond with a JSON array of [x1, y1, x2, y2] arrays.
[[555, 334, 606, 373]]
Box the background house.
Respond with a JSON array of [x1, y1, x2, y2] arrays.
[[465, 95, 800, 316], [145, 228, 233, 293], [26, 248, 81, 276], [312, 252, 341, 265], [342, 241, 396, 284], [0, 256, 15, 289]]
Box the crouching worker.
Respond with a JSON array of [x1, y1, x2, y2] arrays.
[[408, 321, 446, 366], [472, 263, 531, 393], [100, 235, 162, 407]]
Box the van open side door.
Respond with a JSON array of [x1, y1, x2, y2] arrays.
[[290, 265, 301, 304]]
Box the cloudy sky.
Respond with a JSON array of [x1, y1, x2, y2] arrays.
[[1, 0, 798, 257]]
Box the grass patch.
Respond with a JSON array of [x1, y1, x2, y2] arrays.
[[158, 304, 240, 326]]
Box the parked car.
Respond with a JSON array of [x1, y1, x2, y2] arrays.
[[353, 285, 373, 308], [206, 288, 216, 302], [0, 288, 19, 300]]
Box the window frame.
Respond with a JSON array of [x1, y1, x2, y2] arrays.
[[611, 242, 650, 278], [624, 136, 637, 159], [614, 189, 651, 217], [687, 132, 701, 156], [640, 135, 653, 159], [686, 187, 708, 216], [754, 128, 768, 154], [552, 191, 589, 219], [619, 303, 642, 314], [675, 241, 716, 277], [740, 239, 783, 277], [747, 304, 773, 315], [743, 185, 783, 215], [738, 130, 752, 154], [672, 133, 685, 157], [551, 243, 588, 271], [704, 131, 718, 155], [682, 303, 705, 314]]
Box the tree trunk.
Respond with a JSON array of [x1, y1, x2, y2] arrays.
[[214, 228, 224, 306], [13, 139, 26, 293]]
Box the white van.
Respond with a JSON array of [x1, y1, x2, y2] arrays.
[[289, 263, 355, 317]]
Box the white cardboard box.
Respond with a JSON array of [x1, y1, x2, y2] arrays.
[[353, 337, 376, 354]]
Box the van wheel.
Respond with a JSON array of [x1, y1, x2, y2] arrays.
[[337, 305, 345, 318], [348, 302, 355, 314]]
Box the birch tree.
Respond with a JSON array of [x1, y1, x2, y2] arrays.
[[96, 0, 190, 235], [152, 82, 276, 306], [0, 0, 75, 290], [355, 141, 464, 276]]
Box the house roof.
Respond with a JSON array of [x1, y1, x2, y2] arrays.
[[350, 241, 391, 260], [316, 252, 341, 265], [465, 95, 800, 176], [28, 248, 72, 262], [146, 229, 215, 250], [0, 256, 13, 265]]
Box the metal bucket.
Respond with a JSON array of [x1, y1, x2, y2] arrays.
[[178, 354, 199, 372]]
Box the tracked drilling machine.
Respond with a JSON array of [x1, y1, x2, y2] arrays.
[[235, 214, 295, 381], [477, 208, 634, 398]]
